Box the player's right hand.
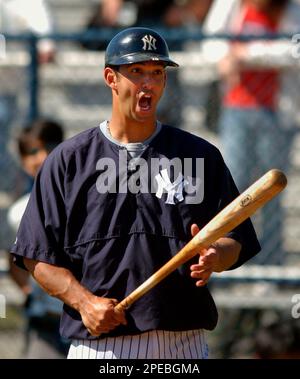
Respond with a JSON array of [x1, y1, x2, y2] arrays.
[[79, 295, 127, 336]]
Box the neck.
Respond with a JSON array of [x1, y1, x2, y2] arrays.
[[108, 116, 157, 143]]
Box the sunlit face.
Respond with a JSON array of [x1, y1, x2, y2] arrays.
[[108, 61, 167, 123], [21, 139, 48, 178]]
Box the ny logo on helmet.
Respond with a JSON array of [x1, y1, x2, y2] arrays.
[[142, 35, 157, 51]]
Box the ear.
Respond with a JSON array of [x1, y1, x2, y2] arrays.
[[163, 70, 167, 89], [104, 67, 118, 90]]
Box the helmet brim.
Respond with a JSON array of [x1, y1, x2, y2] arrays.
[[107, 52, 179, 68]]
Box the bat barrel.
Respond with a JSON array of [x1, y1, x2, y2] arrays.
[[193, 168, 287, 247]]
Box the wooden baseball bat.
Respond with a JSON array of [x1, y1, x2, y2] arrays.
[[115, 169, 287, 312]]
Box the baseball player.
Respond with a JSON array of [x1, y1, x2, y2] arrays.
[[11, 27, 261, 359]]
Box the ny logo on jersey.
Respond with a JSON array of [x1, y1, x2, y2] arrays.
[[142, 34, 157, 51], [155, 169, 188, 205]]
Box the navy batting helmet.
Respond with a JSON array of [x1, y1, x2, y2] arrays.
[[105, 27, 179, 68]]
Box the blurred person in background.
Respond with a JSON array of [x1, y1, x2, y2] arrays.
[[81, 0, 212, 129], [81, 0, 182, 49], [0, 0, 55, 187], [86, 0, 213, 30], [0, 0, 56, 254], [253, 310, 300, 359], [7, 119, 69, 358], [201, 0, 300, 264]]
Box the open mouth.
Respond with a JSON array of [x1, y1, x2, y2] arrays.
[[138, 94, 152, 111]]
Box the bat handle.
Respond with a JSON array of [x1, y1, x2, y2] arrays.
[[115, 298, 131, 313]]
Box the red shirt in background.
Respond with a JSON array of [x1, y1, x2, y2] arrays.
[[224, 4, 280, 110]]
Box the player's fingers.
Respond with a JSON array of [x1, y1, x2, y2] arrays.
[[191, 266, 213, 287], [190, 263, 206, 271], [110, 298, 119, 305], [196, 271, 213, 286], [195, 278, 209, 287], [191, 268, 212, 279], [191, 269, 205, 278], [190, 260, 213, 271], [114, 308, 127, 325], [190, 223, 200, 237], [200, 254, 216, 266], [88, 322, 117, 336], [194, 247, 219, 268], [88, 328, 104, 337]]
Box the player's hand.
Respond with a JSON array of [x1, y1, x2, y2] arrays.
[[189, 224, 220, 287], [80, 295, 127, 336]]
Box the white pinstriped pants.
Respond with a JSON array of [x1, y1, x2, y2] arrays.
[[68, 329, 208, 359]]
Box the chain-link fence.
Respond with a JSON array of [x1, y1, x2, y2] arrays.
[[1, 7, 300, 358]]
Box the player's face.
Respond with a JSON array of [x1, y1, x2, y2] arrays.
[[114, 61, 166, 122]]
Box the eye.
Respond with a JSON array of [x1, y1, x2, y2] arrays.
[[153, 69, 163, 75], [131, 67, 142, 74]]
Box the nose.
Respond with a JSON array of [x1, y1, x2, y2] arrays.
[[141, 72, 155, 87]]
